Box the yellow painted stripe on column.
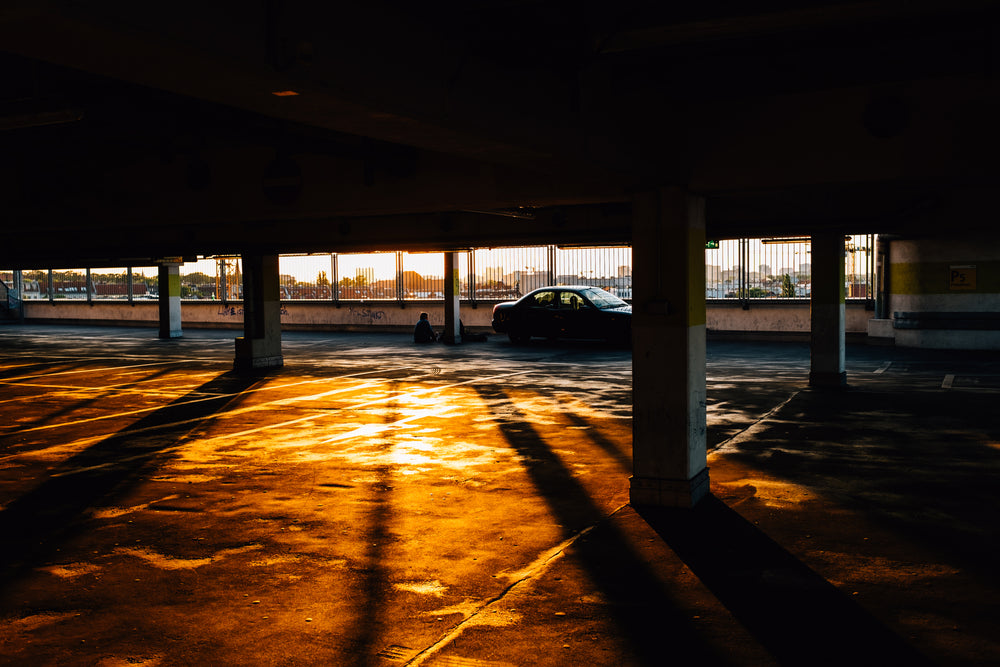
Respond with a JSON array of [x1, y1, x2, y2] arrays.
[[891, 261, 1000, 294], [168, 271, 181, 298]]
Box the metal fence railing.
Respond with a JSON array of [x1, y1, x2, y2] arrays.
[[0, 270, 23, 321], [706, 234, 874, 302], [5, 235, 876, 306]]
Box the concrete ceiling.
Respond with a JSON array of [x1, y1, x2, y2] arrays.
[[1, 1, 998, 266]]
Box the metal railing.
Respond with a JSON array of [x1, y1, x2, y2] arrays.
[[6, 235, 876, 306], [706, 234, 874, 303], [0, 271, 23, 321]]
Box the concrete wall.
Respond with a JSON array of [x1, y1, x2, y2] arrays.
[[707, 301, 874, 335], [24, 299, 874, 336], [887, 236, 1000, 350], [22, 300, 499, 332]]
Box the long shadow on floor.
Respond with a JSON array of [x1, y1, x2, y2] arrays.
[[638, 497, 932, 666], [474, 384, 734, 666], [719, 387, 1000, 580], [0, 370, 262, 593]]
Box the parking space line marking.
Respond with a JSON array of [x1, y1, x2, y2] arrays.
[[942, 374, 955, 389], [0, 359, 185, 383], [712, 390, 801, 454], [875, 361, 892, 374], [0, 368, 421, 437], [5, 381, 387, 465], [41, 369, 534, 476], [406, 505, 625, 667], [195, 370, 534, 448]]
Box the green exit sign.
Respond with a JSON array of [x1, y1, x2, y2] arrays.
[[705, 240, 720, 249]]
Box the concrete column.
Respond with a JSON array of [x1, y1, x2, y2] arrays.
[[442, 251, 462, 344], [630, 187, 709, 508], [234, 253, 284, 371], [887, 234, 1000, 349], [157, 263, 182, 339], [809, 232, 847, 387]]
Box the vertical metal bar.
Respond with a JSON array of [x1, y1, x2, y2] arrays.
[[740, 238, 749, 308], [86, 267, 93, 306], [12, 270, 23, 321], [127, 267, 134, 305], [47, 269, 53, 303], [331, 253, 339, 303], [868, 233, 875, 304], [221, 259, 229, 306], [548, 244, 557, 286], [468, 249, 476, 306], [396, 250, 404, 304]]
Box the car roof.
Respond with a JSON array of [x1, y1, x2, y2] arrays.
[[529, 285, 596, 292]]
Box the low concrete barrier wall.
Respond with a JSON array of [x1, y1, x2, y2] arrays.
[[23, 300, 499, 332], [24, 299, 875, 336], [706, 301, 874, 335]]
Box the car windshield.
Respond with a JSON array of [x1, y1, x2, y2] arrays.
[[580, 287, 628, 309]]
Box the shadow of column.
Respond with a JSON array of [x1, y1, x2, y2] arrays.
[[637, 496, 933, 666], [474, 384, 732, 665], [0, 371, 262, 592]]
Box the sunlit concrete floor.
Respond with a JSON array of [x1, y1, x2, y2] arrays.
[[0, 326, 997, 666]]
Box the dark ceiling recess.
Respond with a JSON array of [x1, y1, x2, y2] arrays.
[[262, 153, 303, 205], [0, 2, 998, 267], [862, 94, 913, 139]]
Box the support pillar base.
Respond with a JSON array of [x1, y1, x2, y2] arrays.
[[808, 371, 847, 388], [630, 468, 710, 508], [233, 337, 284, 372]]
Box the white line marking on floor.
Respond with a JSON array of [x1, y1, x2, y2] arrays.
[[942, 374, 955, 389], [4, 368, 529, 468], [712, 390, 801, 454], [0, 359, 184, 383], [1, 370, 403, 436], [875, 361, 892, 374], [43, 369, 534, 477], [405, 505, 626, 667], [196, 370, 535, 449]]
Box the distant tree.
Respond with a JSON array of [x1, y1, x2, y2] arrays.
[[781, 273, 795, 297], [316, 270, 330, 287], [339, 274, 368, 288], [184, 271, 214, 285]]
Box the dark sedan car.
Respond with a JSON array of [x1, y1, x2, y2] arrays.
[[491, 286, 631, 344]]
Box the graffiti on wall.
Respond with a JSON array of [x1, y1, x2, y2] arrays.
[[217, 306, 290, 317], [348, 306, 386, 324]]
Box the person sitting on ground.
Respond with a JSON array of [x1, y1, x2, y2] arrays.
[[414, 312, 437, 343]]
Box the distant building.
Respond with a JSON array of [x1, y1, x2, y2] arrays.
[[94, 284, 148, 296]]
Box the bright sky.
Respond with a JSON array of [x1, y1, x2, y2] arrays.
[[80, 236, 871, 282]]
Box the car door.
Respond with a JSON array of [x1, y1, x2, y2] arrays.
[[555, 290, 596, 338], [524, 290, 559, 337]]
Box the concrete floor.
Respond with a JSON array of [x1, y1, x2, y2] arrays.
[[0, 326, 997, 666]]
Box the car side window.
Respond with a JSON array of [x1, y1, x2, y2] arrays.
[[531, 291, 557, 308], [559, 292, 589, 310], [559, 291, 584, 309]]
